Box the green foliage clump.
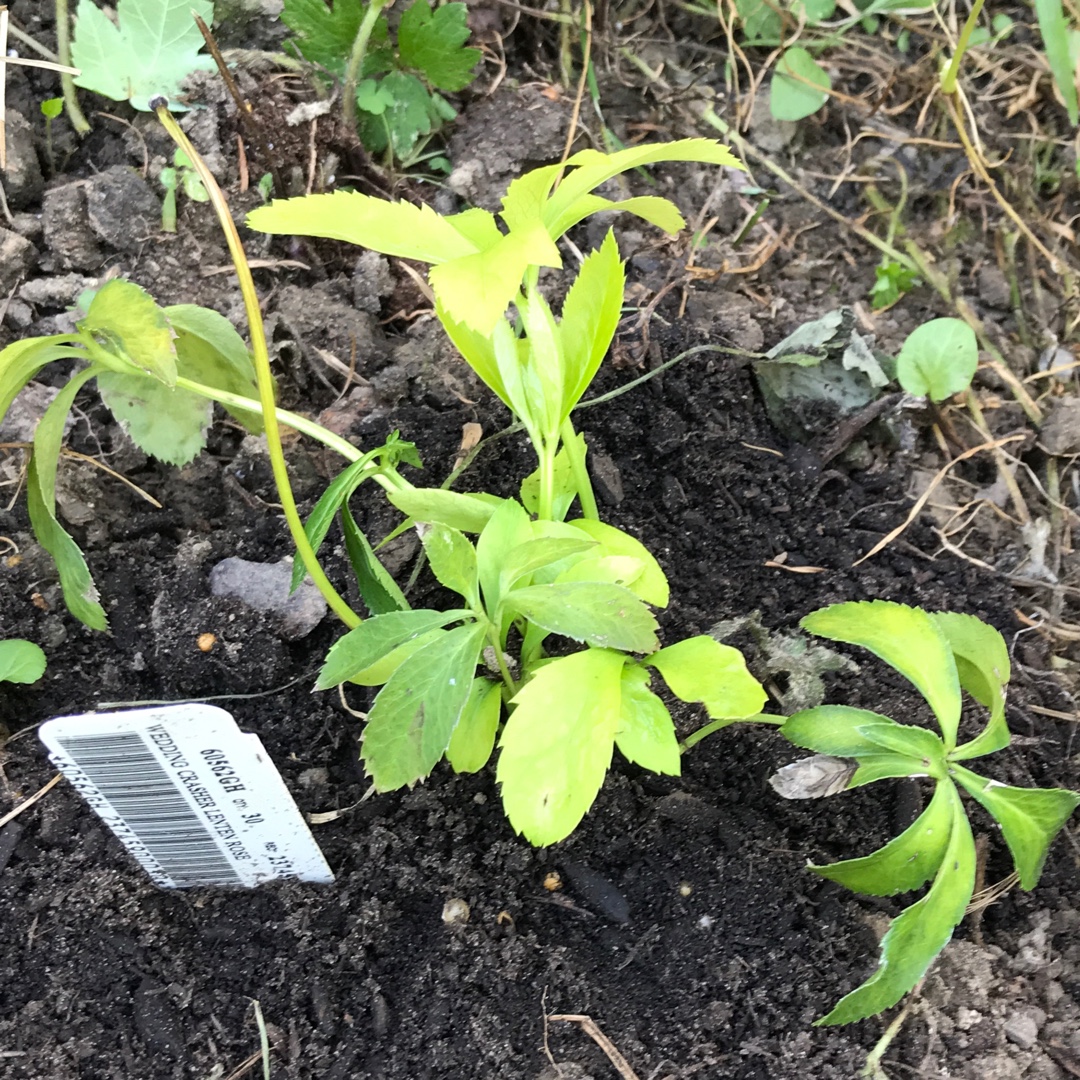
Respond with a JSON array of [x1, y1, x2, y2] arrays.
[[776, 601, 1079, 1023], [282, 0, 480, 161]]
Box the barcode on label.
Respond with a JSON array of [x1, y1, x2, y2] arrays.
[[53, 731, 245, 887], [40, 704, 335, 889]]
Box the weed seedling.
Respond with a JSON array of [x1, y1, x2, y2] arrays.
[[0, 639, 47, 684], [159, 149, 209, 232], [773, 600, 1079, 1023], [282, 0, 480, 164], [39, 96, 63, 174]]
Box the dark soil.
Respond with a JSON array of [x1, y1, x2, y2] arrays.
[[1, 3, 1078, 1079]]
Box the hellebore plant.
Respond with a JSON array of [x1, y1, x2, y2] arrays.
[[771, 600, 1079, 1024], [247, 139, 773, 844]]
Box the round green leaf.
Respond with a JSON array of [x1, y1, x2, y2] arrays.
[[895, 318, 978, 402], [0, 639, 47, 684], [770, 47, 831, 122]]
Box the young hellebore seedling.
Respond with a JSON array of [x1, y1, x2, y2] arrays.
[[247, 139, 774, 843], [771, 600, 1080, 1024]]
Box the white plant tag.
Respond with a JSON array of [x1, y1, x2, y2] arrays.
[[39, 704, 334, 889]]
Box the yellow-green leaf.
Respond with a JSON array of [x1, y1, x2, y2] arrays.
[[802, 601, 962, 749], [647, 635, 766, 718], [498, 648, 624, 844], [617, 663, 680, 775]]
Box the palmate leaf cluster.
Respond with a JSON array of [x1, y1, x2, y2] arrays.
[[317, 496, 765, 844], [281, 0, 481, 159], [0, 280, 264, 630], [780, 601, 1080, 1024]]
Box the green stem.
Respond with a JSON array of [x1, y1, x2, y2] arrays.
[[54, 0, 90, 134], [682, 712, 784, 752], [940, 0, 986, 95], [173, 377, 359, 461], [559, 417, 598, 520], [154, 104, 362, 630], [538, 440, 557, 520], [343, 0, 389, 130]]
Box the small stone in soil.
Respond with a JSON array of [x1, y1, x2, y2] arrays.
[[209, 557, 328, 639], [0, 228, 37, 295], [560, 859, 630, 924]]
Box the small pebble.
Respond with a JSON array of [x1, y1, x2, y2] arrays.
[[441, 898, 470, 925]]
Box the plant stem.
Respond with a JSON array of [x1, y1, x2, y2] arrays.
[[343, 0, 389, 131], [940, 0, 986, 96], [538, 440, 557, 520], [559, 417, 598, 519], [681, 712, 784, 752], [154, 103, 362, 630], [54, 0, 90, 134], [171, 377, 359, 460]]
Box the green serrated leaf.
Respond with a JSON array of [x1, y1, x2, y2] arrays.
[[317, 609, 470, 689], [895, 318, 978, 402], [802, 601, 962, 749], [358, 71, 445, 158], [248, 191, 478, 264], [771, 47, 831, 122], [951, 765, 1080, 890], [559, 230, 625, 420], [476, 498, 533, 617], [81, 279, 177, 386], [387, 487, 503, 533], [543, 140, 745, 241], [27, 367, 108, 630], [504, 582, 659, 653], [97, 371, 212, 466], [398, 0, 480, 91], [0, 336, 86, 421], [617, 663, 680, 775], [850, 752, 925, 787], [818, 782, 975, 1025], [857, 723, 946, 775], [498, 648, 624, 844], [423, 524, 479, 605], [166, 305, 262, 432], [446, 677, 502, 773], [342, 506, 409, 616], [556, 555, 643, 590], [0, 639, 47, 684], [282, 0, 387, 76], [346, 627, 445, 686], [783, 704, 904, 756], [72, 0, 216, 111], [564, 519, 669, 607], [935, 612, 1011, 760], [812, 781, 953, 895], [500, 537, 596, 592], [647, 635, 766, 719], [430, 220, 562, 335], [361, 622, 487, 789]]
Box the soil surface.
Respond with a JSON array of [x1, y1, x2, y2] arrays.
[[2, 3, 1079, 1079]]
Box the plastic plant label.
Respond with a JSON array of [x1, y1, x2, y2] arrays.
[[39, 704, 334, 889]]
